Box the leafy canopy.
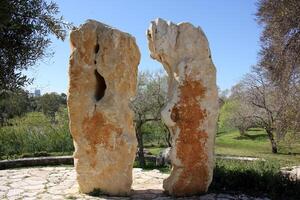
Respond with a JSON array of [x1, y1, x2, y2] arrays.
[[0, 0, 72, 92]]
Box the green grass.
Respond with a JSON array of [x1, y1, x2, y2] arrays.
[[145, 128, 300, 168], [216, 129, 300, 167], [147, 147, 165, 156], [146, 129, 300, 167]]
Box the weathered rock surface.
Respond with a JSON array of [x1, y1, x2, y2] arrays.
[[281, 166, 300, 181], [156, 147, 171, 167], [147, 18, 219, 196], [68, 20, 140, 195]]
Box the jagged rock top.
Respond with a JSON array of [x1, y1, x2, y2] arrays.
[[147, 18, 213, 72]]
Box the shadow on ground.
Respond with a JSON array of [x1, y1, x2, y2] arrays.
[[234, 133, 268, 141]]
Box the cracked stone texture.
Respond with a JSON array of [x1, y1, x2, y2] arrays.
[[0, 167, 271, 200], [147, 18, 219, 196], [68, 20, 140, 195]]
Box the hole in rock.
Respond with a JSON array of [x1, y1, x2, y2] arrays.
[[94, 69, 106, 101], [94, 44, 100, 53]]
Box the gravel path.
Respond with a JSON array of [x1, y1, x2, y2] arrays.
[[0, 167, 270, 200]]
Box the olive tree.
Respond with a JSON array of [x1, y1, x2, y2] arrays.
[[131, 71, 167, 167], [0, 89, 31, 126], [256, 0, 300, 87], [256, 0, 300, 138], [0, 0, 72, 92]]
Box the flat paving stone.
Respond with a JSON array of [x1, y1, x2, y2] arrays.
[[0, 167, 270, 199]]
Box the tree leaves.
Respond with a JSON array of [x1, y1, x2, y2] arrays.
[[0, 0, 73, 92]]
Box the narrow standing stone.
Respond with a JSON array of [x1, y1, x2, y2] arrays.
[[147, 18, 219, 196], [68, 20, 140, 195]]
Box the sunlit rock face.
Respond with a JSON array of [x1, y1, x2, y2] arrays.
[[147, 18, 219, 196], [68, 20, 140, 196]]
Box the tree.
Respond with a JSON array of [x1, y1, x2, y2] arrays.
[[255, 0, 300, 151], [218, 88, 229, 109], [59, 93, 67, 105], [37, 92, 65, 122], [256, 0, 300, 87], [0, 89, 31, 125], [131, 71, 168, 167], [240, 66, 294, 153], [219, 96, 256, 136], [142, 121, 171, 147], [0, 0, 72, 92]]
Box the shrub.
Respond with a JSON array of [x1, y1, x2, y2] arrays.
[[0, 108, 73, 159], [210, 160, 300, 200]]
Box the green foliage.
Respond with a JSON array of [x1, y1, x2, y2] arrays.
[[0, 0, 73, 91], [0, 109, 73, 159], [218, 100, 239, 133], [133, 160, 170, 174], [36, 92, 66, 121], [218, 85, 258, 136], [147, 147, 165, 156], [131, 71, 168, 167], [256, 0, 300, 86], [210, 160, 300, 200], [255, 0, 300, 151], [131, 71, 167, 122], [142, 121, 169, 147], [133, 157, 300, 199], [0, 89, 32, 125], [0, 90, 67, 126], [21, 151, 50, 158], [278, 131, 300, 155]]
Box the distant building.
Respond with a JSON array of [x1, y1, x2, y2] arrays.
[[28, 89, 41, 97], [34, 89, 41, 97]]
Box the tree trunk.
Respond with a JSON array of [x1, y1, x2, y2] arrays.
[[239, 128, 246, 136], [164, 124, 172, 147], [166, 132, 172, 147], [266, 129, 278, 153], [136, 121, 146, 167], [49, 112, 56, 124]]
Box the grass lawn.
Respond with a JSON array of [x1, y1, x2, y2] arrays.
[[216, 129, 300, 167], [146, 129, 300, 167], [147, 147, 165, 155]]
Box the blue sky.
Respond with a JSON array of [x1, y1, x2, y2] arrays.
[[26, 0, 261, 94]]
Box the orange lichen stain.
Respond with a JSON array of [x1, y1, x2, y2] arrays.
[[171, 78, 209, 195], [82, 112, 122, 168]]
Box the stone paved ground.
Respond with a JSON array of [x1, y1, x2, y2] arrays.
[[0, 167, 270, 200]]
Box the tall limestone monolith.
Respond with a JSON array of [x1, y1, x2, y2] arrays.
[[147, 18, 219, 196], [68, 20, 140, 195]]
